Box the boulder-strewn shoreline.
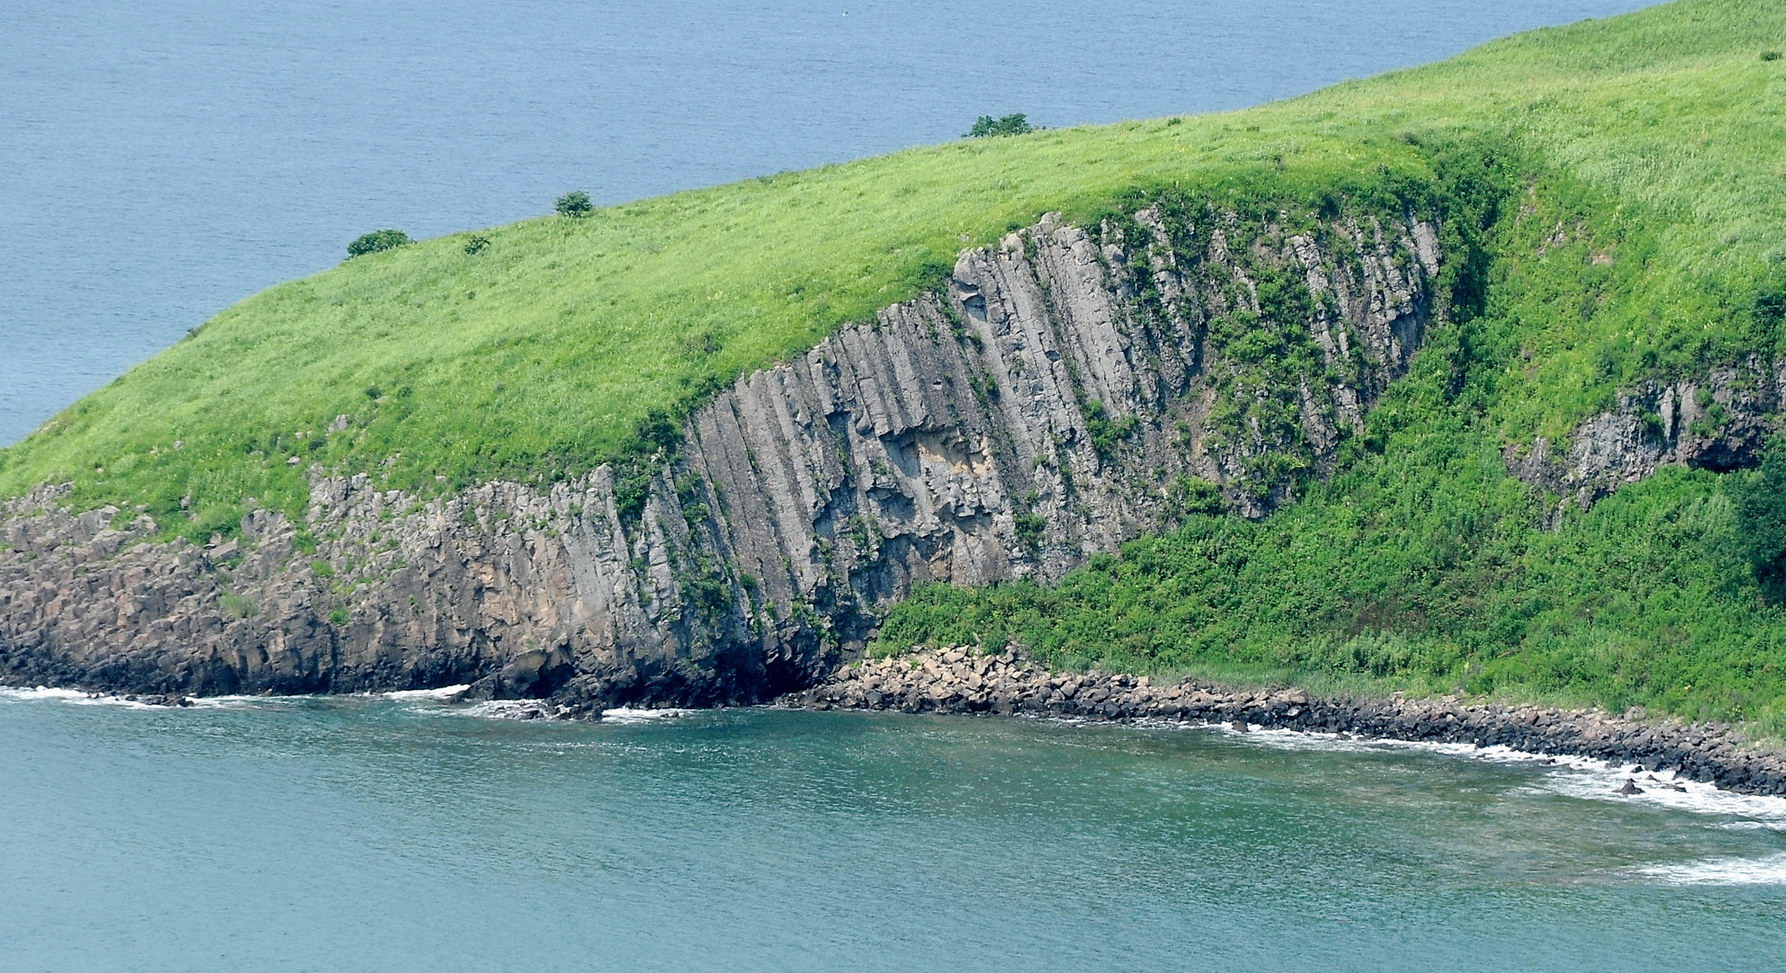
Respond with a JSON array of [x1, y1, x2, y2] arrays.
[[781, 648, 1786, 797]]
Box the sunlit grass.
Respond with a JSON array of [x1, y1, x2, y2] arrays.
[[2, 0, 1783, 546]]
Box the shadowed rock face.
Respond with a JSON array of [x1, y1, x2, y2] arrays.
[[0, 206, 1441, 709], [1505, 357, 1786, 519]]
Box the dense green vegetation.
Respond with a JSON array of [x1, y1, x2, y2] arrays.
[[965, 113, 1036, 138], [879, 354, 1786, 735], [3, 1, 1786, 725], [345, 229, 413, 258], [871, 0, 1786, 732], [554, 191, 595, 219]]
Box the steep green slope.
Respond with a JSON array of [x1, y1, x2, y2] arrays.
[[4, 0, 1785, 726], [876, 1, 1786, 732], [5, 0, 1782, 539]]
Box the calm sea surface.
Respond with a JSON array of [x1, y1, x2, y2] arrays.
[[2, 693, 1784, 971], [3, 0, 1658, 446], [17, 1, 1774, 969]]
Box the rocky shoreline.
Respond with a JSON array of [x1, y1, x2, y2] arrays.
[[781, 648, 1786, 797]]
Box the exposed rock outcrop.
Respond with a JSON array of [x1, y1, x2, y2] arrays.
[[790, 649, 1786, 796], [0, 204, 1441, 707], [1505, 356, 1786, 515]]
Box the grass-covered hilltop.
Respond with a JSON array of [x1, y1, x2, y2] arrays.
[[6, 0, 1786, 729]]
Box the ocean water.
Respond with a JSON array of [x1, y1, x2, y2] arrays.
[[0, 0, 1660, 446], [2, 691, 1783, 971], [16, 2, 1767, 968]]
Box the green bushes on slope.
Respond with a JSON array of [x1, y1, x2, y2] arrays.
[[5, 0, 1784, 551], [345, 229, 413, 258], [877, 348, 1786, 736], [2, 1, 1786, 728], [875, 122, 1786, 733]]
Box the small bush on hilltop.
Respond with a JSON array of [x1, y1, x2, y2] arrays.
[[345, 229, 412, 258], [966, 113, 1034, 138], [555, 191, 594, 218]]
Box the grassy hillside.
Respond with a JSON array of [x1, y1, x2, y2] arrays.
[[4, 0, 1780, 535], [4, 1, 1786, 724], [875, 1, 1786, 733]]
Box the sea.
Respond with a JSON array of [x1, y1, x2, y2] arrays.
[[15, 1, 1779, 970], [2, 691, 1783, 971]]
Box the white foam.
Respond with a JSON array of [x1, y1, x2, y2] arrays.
[[1639, 852, 1786, 886], [1187, 720, 1786, 822], [455, 700, 556, 721], [1715, 820, 1786, 832], [378, 684, 470, 701], [1, 684, 472, 711], [600, 707, 697, 724], [0, 686, 91, 703], [0, 685, 159, 709]]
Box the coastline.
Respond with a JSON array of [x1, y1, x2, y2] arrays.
[[781, 649, 1786, 797]]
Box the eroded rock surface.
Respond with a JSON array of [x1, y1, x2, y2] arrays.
[[0, 206, 1440, 707], [1505, 357, 1786, 515]]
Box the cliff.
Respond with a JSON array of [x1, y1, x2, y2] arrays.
[[1505, 356, 1786, 518], [0, 204, 1441, 707]]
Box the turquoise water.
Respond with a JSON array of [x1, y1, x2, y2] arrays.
[[0, 0, 1660, 445], [3, 690, 1783, 971]]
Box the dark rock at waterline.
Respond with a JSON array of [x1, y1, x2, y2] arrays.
[[123, 693, 192, 708], [781, 648, 1786, 798], [1618, 779, 1644, 796], [0, 210, 1442, 716]]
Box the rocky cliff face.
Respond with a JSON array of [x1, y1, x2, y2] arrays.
[[0, 204, 1441, 708], [1505, 356, 1786, 517]]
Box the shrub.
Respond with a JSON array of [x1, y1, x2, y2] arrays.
[[346, 229, 413, 258], [965, 113, 1035, 138], [1763, 51, 1782, 61], [1730, 437, 1786, 601], [219, 593, 257, 619], [555, 191, 594, 218], [463, 234, 491, 255]]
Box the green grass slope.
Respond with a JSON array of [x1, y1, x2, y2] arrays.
[[4, 0, 1786, 725], [875, 1, 1786, 732]]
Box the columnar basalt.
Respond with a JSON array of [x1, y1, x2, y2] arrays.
[[0, 204, 1441, 707]]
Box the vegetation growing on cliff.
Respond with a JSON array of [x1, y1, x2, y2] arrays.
[[871, 3, 1786, 733], [5, 0, 1781, 543], [3, 1, 1786, 725]]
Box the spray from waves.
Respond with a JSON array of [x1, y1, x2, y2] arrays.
[[2, 683, 473, 712], [376, 685, 470, 701], [1639, 852, 1786, 886], [600, 707, 698, 725], [1183, 720, 1786, 823], [0, 686, 161, 709]]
